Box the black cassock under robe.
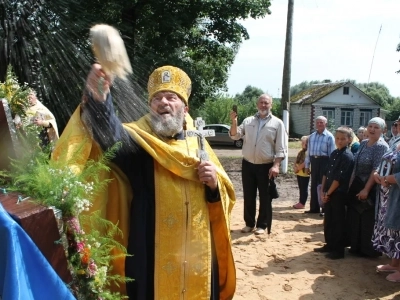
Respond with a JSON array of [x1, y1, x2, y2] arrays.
[[84, 93, 219, 299]]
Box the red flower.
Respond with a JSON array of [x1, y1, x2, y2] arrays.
[[81, 247, 91, 265]]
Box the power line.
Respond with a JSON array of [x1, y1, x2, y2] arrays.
[[368, 25, 382, 84]]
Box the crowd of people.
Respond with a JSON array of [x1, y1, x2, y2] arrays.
[[289, 114, 400, 283], [6, 67, 400, 297], [5, 26, 400, 298], [227, 91, 400, 282], [4, 23, 400, 299], [7, 67, 400, 297]]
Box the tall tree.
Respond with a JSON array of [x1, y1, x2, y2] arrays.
[[0, 0, 272, 130], [0, 0, 94, 127], [387, 97, 400, 120], [234, 85, 264, 104], [196, 91, 281, 126], [357, 82, 394, 108]]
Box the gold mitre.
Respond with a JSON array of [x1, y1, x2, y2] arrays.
[[147, 66, 192, 105]]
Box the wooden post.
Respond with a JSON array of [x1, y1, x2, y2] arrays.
[[281, 0, 294, 174]]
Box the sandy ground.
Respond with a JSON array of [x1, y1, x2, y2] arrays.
[[217, 150, 400, 300]]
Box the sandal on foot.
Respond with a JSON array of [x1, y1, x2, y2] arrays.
[[386, 271, 400, 282], [293, 203, 305, 209], [376, 264, 398, 273]]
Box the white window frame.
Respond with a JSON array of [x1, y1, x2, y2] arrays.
[[359, 110, 372, 127], [322, 108, 335, 123], [341, 110, 354, 126]]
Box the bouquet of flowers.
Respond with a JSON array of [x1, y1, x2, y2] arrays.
[[0, 65, 30, 119], [0, 133, 131, 299]]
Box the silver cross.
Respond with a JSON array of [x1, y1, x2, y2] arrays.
[[185, 117, 215, 161]]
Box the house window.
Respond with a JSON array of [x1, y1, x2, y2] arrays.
[[322, 108, 335, 123], [343, 87, 349, 95], [359, 110, 372, 127], [341, 109, 354, 126]]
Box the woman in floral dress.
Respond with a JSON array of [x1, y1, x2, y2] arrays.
[[372, 134, 400, 282]]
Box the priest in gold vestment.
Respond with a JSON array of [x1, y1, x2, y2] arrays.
[[53, 65, 236, 299], [14, 89, 59, 146]]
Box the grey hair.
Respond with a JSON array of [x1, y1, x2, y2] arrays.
[[368, 117, 386, 130], [258, 94, 272, 101], [315, 116, 327, 123]]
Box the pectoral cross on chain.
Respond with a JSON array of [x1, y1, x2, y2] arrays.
[[184, 117, 215, 161]]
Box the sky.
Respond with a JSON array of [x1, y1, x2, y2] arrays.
[[227, 0, 400, 98]]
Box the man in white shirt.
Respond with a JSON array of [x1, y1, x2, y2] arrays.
[[229, 94, 287, 235]]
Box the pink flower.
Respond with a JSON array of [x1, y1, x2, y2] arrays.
[[66, 217, 82, 234], [76, 241, 85, 253], [87, 259, 98, 277]]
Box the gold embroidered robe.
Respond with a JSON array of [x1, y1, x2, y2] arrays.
[[53, 106, 236, 299]]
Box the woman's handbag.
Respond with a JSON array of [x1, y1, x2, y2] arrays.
[[348, 176, 375, 213], [348, 176, 365, 198]]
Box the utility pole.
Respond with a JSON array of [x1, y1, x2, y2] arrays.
[[281, 0, 294, 174]]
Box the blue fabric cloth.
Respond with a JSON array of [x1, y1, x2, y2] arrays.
[[350, 142, 360, 154], [0, 203, 75, 300], [385, 152, 400, 230]]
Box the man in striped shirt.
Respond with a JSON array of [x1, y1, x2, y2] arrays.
[[304, 116, 336, 214]]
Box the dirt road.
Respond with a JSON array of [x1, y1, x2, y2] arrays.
[[212, 146, 298, 158]]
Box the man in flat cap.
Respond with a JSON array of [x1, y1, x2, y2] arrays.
[[53, 64, 236, 299]]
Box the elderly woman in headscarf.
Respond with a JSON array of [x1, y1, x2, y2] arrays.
[[346, 117, 389, 257], [387, 120, 399, 147]]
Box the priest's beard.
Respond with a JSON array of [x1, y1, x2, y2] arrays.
[[151, 106, 185, 138]]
